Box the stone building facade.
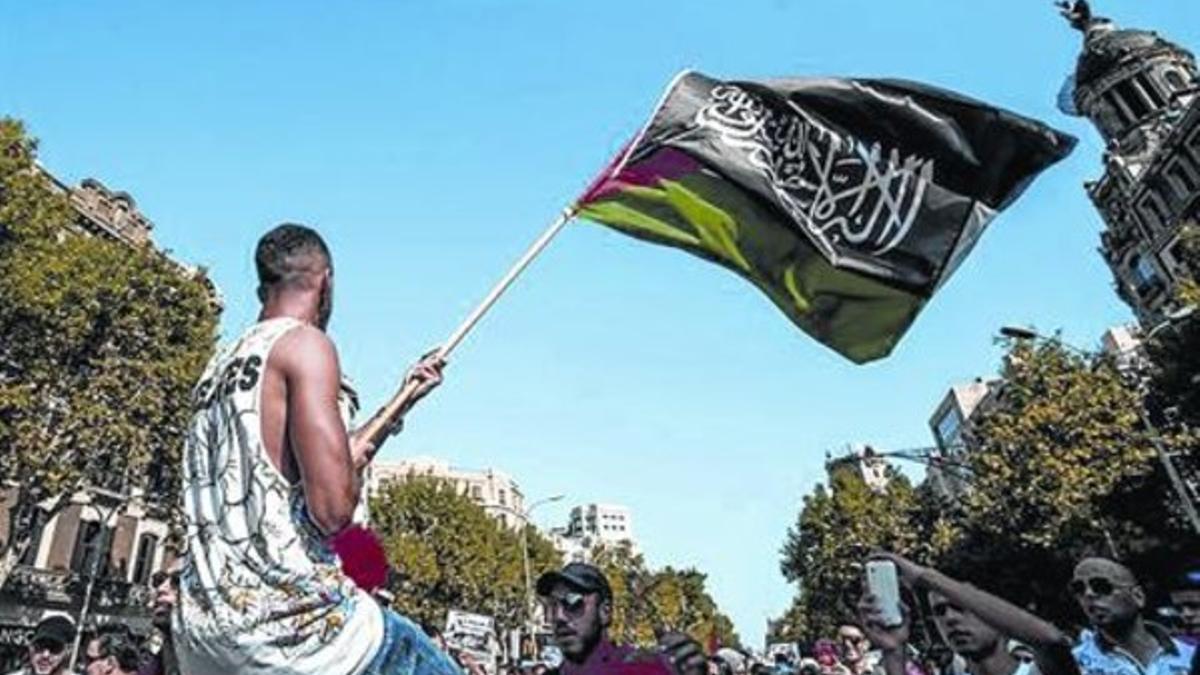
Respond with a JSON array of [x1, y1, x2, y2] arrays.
[[549, 503, 639, 563], [368, 456, 528, 529], [1059, 1, 1200, 323], [0, 167, 197, 670]]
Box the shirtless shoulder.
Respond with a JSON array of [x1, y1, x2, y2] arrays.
[[260, 324, 341, 482]]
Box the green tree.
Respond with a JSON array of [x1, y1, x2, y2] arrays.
[[932, 337, 1198, 624], [645, 567, 740, 650], [592, 542, 657, 646], [958, 339, 1165, 548], [1143, 223, 1200, 432], [369, 476, 562, 635], [591, 543, 740, 650], [778, 459, 922, 641], [0, 118, 218, 584], [766, 596, 810, 646]]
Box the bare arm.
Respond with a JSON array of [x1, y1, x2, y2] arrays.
[[279, 327, 359, 536], [877, 553, 1078, 675], [350, 351, 445, 470]]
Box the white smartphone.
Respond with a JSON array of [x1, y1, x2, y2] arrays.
[[865, 560, 903, 627]]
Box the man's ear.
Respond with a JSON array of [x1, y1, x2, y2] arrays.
[[257, 284, 267, 303], [599, 597, 613, 628], [1131, 584, 1146, 608]]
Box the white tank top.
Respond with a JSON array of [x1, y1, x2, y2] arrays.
[[175, 318, 384, 675]]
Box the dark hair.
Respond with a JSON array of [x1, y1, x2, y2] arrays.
[[92, 626, 141, 671], [255, 223, 332, 289]]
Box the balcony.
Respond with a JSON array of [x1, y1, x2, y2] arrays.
[[0, 565, 154, 615]]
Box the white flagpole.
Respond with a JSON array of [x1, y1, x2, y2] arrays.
[[439, 69, 690, 360], [356, 70, 692, 447], [354, 206, 578, 447], [438, 205, 578, 359]]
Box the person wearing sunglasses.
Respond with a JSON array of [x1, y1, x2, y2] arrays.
[[535, 563, 706, 675], [835, 625, 875, 675], [136, 566, 180, 675], [1070, 557, 1195, 675], [7, 615, 76, 675], [857, 552, 1078, 675]]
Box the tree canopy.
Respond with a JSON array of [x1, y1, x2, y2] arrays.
[[370, 476, 562, 635], [778, 459, 922, 641], [0, 118, 218, 580], [776, 336, 1199, 642], [593, 542, 741, 651]]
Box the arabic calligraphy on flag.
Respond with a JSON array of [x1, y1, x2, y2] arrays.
[[577, 71, 1075, 363]]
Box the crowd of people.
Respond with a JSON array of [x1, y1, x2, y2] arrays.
[[9, 550, 1198, 675], [7, 566, 178, 675], [11, 225, 1194, 675], [701, 552, 1199, 675]]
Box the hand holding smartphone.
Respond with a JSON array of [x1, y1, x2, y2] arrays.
[[864, 560, 904, 627]]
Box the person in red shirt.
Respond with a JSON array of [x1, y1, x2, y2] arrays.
[[536, 563, 705, 675]]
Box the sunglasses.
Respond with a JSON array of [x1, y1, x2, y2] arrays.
[[837, 633, 867, 644], [31, 640, 65, 655], [151, 570, 181, 588], [543, 592, 588, 618], [1069, 577, 1125, 597]]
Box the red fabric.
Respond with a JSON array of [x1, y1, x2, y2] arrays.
[[562, 639, 673, 675], [328, 525, 390, 591], [608, 662, 673, 675]]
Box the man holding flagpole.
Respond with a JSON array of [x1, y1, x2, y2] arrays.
[[174, 223, 459, 675]]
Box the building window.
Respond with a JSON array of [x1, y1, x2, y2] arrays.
[[934, 409, 962, 451], [1114, 78, 1151, 120], [1167, 160, 1199, 198], [1138, 192, 1171, 231], [19, 509, 49, 566], [499, 490, 507, 507], [1138, 74, 1166, 109], [1130, 254, 1161, 296], [132, 533, 158, 585], [471, 485, 482, 501], [1104, 91, 1135, 127], [70, 521, 108, 576]]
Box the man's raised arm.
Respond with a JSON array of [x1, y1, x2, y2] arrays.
[[875, 552, 1079, 675], [350, 350, 445, 469]]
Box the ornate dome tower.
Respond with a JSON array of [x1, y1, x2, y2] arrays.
[[1064, 1, 1197, 154], [1058, 1, 1200, 323]]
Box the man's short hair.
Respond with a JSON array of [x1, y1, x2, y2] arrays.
[[255, 223, 332, 289], [1074, 557, 1139, 586]]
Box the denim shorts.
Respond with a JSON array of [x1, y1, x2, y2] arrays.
[[365, 609, 464, 675]]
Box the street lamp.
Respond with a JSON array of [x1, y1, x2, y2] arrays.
[[485, 493, 565, 654], [70, 485, 130, 671], [997, 323, 1200, 536]]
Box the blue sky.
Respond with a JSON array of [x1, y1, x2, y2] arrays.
[[3, 1, 1197, 649]]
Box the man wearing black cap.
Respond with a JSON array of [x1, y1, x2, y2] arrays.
[[6, 615, 77, 675], [536, 563, 704, 675]]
